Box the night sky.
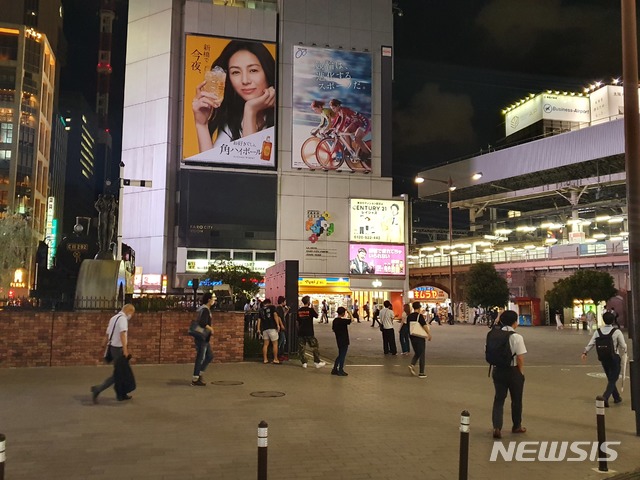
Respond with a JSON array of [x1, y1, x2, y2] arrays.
[[58, 0, 633, 227], [392, 0, 632, 228]]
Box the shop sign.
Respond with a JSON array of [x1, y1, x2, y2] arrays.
[[409, 286, 446, 302], [186, 258, 274, 274], [299, 277, 350, 287], [349, 199, 404, 243], [348, 244, 405, 276]]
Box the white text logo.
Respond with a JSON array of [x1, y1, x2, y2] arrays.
[[489, 441, 620, 462]]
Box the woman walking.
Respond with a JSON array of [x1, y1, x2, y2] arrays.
[[407, 301, 432, 378]]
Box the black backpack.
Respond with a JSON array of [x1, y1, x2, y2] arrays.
[[485, 327, 515, 368], [595, 328, 617, 361]]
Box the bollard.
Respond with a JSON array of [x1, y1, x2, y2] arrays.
[[0, 433, 5, 480], [257, 420, 268, 480], [595, 396, 608, 472], [459, 411, 470, 480]]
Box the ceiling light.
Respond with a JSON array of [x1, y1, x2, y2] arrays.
[[495, 228, 512, 235], [608, 217, 624, 224], [523, 245, 536, 249], [472, 172, 483, 180], [593, 233, 607, 239], [585, 238, 597, 243], [596, 215, 611, 222], [414, 176, 424, 184], [610, 236, 623, 241]]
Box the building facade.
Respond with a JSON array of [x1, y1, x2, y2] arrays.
[[121, 0, 405, 307]]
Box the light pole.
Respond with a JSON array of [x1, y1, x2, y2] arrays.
[[415, 175, 456, 321]]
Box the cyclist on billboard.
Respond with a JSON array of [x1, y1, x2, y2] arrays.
[[328, 99, 371, 161]]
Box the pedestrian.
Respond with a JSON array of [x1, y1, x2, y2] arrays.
[[429, 305, 441, 325], [399, 303, 411, 354], [320, 299, 329, 323], [379, 300, 397, 355], [190, 292, 215, 386], [555, 310, 564, 330], [407, 301, 431, 378], [363, 302, 370, 321], [581, 312, 627, 407], [297, 295, 326, 369], [352, 299, 361, 323], [489, 310, 527, 439], [91, 304, 136, 403], [276, 295, 290, 362], [586, 309, 596, 331], [331, 306, 352, 376], [371, 304, 381, 328], [257, 298, 284, 364]]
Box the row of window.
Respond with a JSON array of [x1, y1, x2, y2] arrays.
[[186, 249, 275, 262]]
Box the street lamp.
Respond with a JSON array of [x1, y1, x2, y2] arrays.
[[415, 175, 456, 322]]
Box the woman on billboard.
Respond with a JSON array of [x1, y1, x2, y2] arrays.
[[191, 40, 276, 154]]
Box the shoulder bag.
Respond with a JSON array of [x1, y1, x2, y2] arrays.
[[104, 315, 121, 363], [188, 308, 209, 341], [410, 315, 428, 338]]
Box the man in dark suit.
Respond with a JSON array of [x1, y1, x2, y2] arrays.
[[350, 248, 374, 274]]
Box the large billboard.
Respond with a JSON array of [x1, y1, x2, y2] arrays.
[[348, 244, 405, 276], [349, 199, 404, 243], [182, 34, 276, 168], [292, 45, 372, 173]]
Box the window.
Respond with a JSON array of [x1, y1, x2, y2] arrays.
[[0, 123, 12, 143], [186, 250, 207, 259], [233, 251, 253, 261], [255, 252, 275, 262]]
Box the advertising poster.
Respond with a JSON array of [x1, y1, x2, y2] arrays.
[[182, 34, 277, 168], [292, 45, 372, 172], [348, 244, 405, 276], [349, 199, 405, 243]]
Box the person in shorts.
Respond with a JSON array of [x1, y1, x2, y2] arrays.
[[257, 298, 284, 364]]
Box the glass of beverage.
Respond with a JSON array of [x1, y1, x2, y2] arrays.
[[203, 66, 226, 103]]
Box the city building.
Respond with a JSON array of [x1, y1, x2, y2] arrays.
[[0, 0, 63, 288], [121, 0, 404, 308]]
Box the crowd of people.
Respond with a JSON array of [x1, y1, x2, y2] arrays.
[[91, 296, 629, 443]]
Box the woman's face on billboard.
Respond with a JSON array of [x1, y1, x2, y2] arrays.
[[228, 50, 269, 102]]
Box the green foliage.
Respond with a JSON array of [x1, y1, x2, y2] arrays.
[[463, 262, 510, 309], [131, 296, 192, 312], [0, 214, 38, 289], [204, 258, 263, 301], [546, 270, 617, 309]]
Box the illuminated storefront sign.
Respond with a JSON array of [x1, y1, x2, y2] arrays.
[[45, 197, 56, 269], [349, 199, 404, 243], [348, 244, 405, 276], [409, 286, 447, 302], [298, 277, 350, 287], [186, 258, 274, 274]]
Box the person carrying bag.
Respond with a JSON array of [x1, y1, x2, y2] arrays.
[[407, 301, 432, 378]]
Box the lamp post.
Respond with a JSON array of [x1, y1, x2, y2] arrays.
[[415, 175, 456, 321]]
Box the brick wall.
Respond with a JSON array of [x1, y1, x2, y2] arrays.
[[0, 310, 244, 368]]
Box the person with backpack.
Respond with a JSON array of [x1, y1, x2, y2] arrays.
[[486, 310, 527, 439], [581, 311, 627, 407]]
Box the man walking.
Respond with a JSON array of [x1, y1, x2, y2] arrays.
[[297, 295, 326, 369], [379, 300, 397, 355], [581, 312, 627, 407], [91, 304, 136, 403], [257, 298, 284, 364], [489, 310, 527, 439]]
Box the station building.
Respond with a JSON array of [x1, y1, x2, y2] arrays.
[[412, 83, 631, 325]]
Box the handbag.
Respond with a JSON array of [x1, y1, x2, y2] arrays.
[[104, 315, 121, 363], [410, 316, 428, 338]]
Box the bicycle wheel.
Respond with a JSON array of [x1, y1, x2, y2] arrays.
[[345, 140, 372, 172], [300, 137, 321, 169], [316, 139, 344, 170]]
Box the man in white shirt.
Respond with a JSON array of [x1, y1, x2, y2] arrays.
[[581, 312, 627, 407], [491, 310, 527, 439], [91, 304, 135, 403], [379, 300, 397, 355]]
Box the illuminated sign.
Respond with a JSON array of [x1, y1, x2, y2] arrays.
[[45, 197, 55, 269], [409, 286, 446, 302], [186, 258, 274, 274], [182, 34, 276, 169], [298, 277, 350, 287], [348, 244, 405, 276], [349, 199, 405, 243]]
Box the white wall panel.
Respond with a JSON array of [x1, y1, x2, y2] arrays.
[[147, 10, 173, 58], [123, 60, 147, 107], [126, 17, 149, 64]]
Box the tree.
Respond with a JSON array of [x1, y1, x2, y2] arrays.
[[463, 262, 510, 310], [0, 214, 38, 290], [546, 270, 617, 311], [204, 258, 263, 301]]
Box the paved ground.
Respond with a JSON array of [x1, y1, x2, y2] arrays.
[[1, 320, 639, 479]]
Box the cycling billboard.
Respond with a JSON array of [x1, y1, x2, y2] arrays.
[[292, 45, 372, 172]]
